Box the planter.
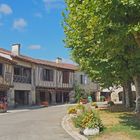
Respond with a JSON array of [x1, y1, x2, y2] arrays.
[[80, 99, 88, 104], [83, 127, 99, 136], [0, 103, 7, 113], [41, 101, 48, 107]]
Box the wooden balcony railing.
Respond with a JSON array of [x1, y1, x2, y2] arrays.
[[13, 75, 31, 84]]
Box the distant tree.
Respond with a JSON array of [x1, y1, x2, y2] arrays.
[[74, 84, 85, 103]]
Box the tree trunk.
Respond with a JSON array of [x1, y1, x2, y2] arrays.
[[122, 86, 126, 105], [133, 33, 140, 48], [133, 75, 140, 112], [123, 81, 133, 108]]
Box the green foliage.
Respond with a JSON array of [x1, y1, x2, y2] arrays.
[[100, 96, 105, 102], [91, 102, 98, 108], [63, 0, 140, 88], [108, 101, 115, 106], [76, 104, 85, 112], [73, 110, 104, 130], [72, 112, 85, 128], [74, 84, 85, 102]]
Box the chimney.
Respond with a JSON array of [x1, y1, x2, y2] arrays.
[[11, 44, 20, 55], [56, 57, 62, 63]]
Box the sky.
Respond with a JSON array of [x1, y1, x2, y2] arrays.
[[0, 0, 73, 63]]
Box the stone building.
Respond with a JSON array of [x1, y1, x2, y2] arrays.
[[0, 53, 14, 106], [0, 44, 102, 108], [0, 44, 76, 108], [74, 71, 100, 101]]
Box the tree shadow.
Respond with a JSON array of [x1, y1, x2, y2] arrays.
[[119, 113, 140, 130], [102, 104, 140, 130], [107, 104, 135, 113]]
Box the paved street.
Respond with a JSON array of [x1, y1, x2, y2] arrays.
[[0, 105, 73, 140]]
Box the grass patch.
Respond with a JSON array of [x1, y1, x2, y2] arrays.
[[89, 105, 140, 140]]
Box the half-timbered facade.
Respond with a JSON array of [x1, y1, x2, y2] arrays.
[[35, 63, 75, 105], [0, 53, 14, 106], [0, 44, 76, 107]]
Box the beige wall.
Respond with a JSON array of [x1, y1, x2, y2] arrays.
[[35, 65, 74, 89], [74, 71, 99, 93], [0, 60, 13, 86], [9, 59, 36, 107]]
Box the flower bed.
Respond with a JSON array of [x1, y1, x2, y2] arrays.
[[67, 104, 104, 136]]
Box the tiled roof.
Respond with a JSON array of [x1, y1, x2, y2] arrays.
[[0, 53, 15, 64], [0, 48, 77, 70]]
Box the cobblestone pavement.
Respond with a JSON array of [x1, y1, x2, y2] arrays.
[[0, 105, 73, 140]]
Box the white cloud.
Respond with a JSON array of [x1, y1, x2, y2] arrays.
[[0, 4, 12, 15], [34, 13, 43, 18], [43, 0, 65, 10], [13, 18, 27, 31], [28, 45, 42, 50]]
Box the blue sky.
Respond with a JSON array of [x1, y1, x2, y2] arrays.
[[0, 0, 72, 63]]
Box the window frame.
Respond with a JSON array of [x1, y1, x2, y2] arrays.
[[42, 68, 54, 81], [0, 63, 3, 76], [62, 71, 70, 84]]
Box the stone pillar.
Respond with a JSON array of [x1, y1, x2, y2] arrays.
[[96, 91, 100, 102], [51, 91, 56, 104], [30, 89, 36, 105], [69, 90, 75, 103], [36, 91, 40, 105], [7, 88, 15, 108], [45, 92, 50, 102], [28, 91, 32, 105], [62, 92, 64, 103]]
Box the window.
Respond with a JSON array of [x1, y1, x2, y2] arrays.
[[13, 66, 31, 83], [43, 69, 54, 81], [0, 63, 3, 75], [80, 75, 84, 84], [62, 71, 69, 83], [80, 74, 87, 85], [14, 67, 21, 75]]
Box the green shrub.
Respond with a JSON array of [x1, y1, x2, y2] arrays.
[[72, 112, 85, 128], [100, 96, 105, 102], [76, 104, 85, 111], [91, 102, 98, 108], [73, 110, 104, 131], [108, 101, 115, 106]]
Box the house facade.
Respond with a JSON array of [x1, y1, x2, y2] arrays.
[[74, 71, 100, 101], [0, 44, 76, 108], [0, 54, 14, 106]]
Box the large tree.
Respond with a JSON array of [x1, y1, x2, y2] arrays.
[[63, 0, 140, 109]]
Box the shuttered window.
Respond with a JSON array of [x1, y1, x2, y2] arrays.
[[43, 69, 54, 81], [0, 63, 3, 76], [80, 75, 87, 85], [80, 75, 84, 84], [62, 71, 69, 84]]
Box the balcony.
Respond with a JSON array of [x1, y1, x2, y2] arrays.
[[13, 75, 31, 84], [0, 72, 12, 86]]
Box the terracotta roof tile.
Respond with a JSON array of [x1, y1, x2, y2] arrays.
[[0, 48, 77, 70]]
